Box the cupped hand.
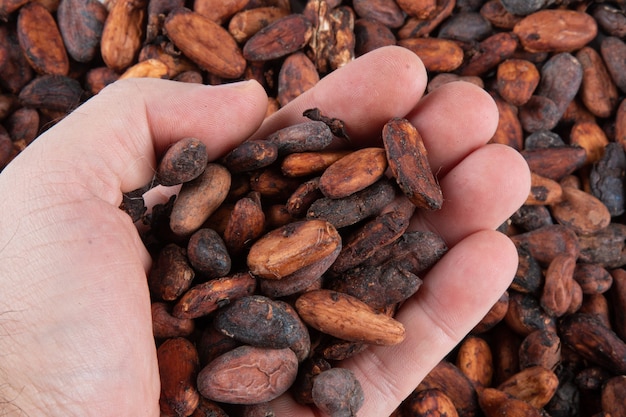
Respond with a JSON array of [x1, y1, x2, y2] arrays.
[[0, 45, 530, 417]]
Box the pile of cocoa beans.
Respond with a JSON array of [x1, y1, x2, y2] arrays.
[[2, 0, 626, 416], [139, 111, 447, 416]]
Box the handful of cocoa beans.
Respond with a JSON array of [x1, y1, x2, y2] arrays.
[[129, 109, 448, 416]]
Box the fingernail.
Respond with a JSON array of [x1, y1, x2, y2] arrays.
[[214, 79, 261, 91]]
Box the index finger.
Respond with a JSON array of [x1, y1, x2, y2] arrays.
[[250, 45, 427, 143]]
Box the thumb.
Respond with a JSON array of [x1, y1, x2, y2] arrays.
[[11, 78, 268, 204]]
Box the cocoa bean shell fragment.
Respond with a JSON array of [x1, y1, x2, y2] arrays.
[[382, 117, 443, 210]]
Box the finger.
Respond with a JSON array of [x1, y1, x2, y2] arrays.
[[25, 78, 268, 200], [341, 230, 518, 417], [250, 45, 427, 143], [408, 81, 500, 176], [412, 143, 531, 246]]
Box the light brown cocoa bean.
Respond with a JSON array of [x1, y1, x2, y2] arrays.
[[478, 387, 543, 417], [490, 94, 523, 150], [570, 121, 609, 165], [497, 366, 559, 409], [416, 360, 479, 417], [398, 37, 464, 73], [100, 0, 146, 72], [351, 0, 404, 29], [169, 163, 231, 236], [247, 219, 341, 279], [472, 291, 509, 334], [228, 6, 291, 44], [173, 272, 256, 319], [281, 150, 350, 177], [576, 46, 619, 119], [318, 147, 387, 199], [601, 375, 626, 417], [574, 263, 613, 295], [295, 289, 406, 346], [460, 32, 519, 77], [353, 17, 396, 57], [164, 7, 246, 79], [456, 335, 494, 389], [513, 9, 597, 53], [243, 14, 313, 61], [496, 59, 539, 107], [17, 2, 69, 76], [526, 172, 563, 206], [277, 52, 319, 107], [550, 187, 611, 235], [193, 0, 247, 25], [223, 193, 265, 255]]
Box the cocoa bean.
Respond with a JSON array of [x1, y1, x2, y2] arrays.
[[157, 137, 208, 186], [311, 368, 364, 417], [197, 345, 298, 405]]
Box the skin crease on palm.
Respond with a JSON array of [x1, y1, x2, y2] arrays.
[[0, 46, 530, 416]]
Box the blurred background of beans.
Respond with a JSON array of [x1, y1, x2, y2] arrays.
[[2, 0, 626, 416]]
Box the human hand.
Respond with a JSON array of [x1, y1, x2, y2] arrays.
[[0, 45, 530, 417]]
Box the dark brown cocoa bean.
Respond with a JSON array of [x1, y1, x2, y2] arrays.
[[214, 295, 308, 350], [157, 337, 201, 417], [223, 192, 265, 255], [151, 301, 195, 339], [57, 0, 107, 63], [519, 329, 561, 371], [18, 75, 84, 112], [312, 368, 365, 417], [573, 263, 613, 295], [157, 137, 208, 186], [353, 17, 396, 56], [331, 209, 411, 274], [306, 177, 396, 229], [560, 313, 626, 374], [148, 243, 195, 301], [383, 117, 443, 210], [186, 228, 231, 278], [328, 261, 422, 309]]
